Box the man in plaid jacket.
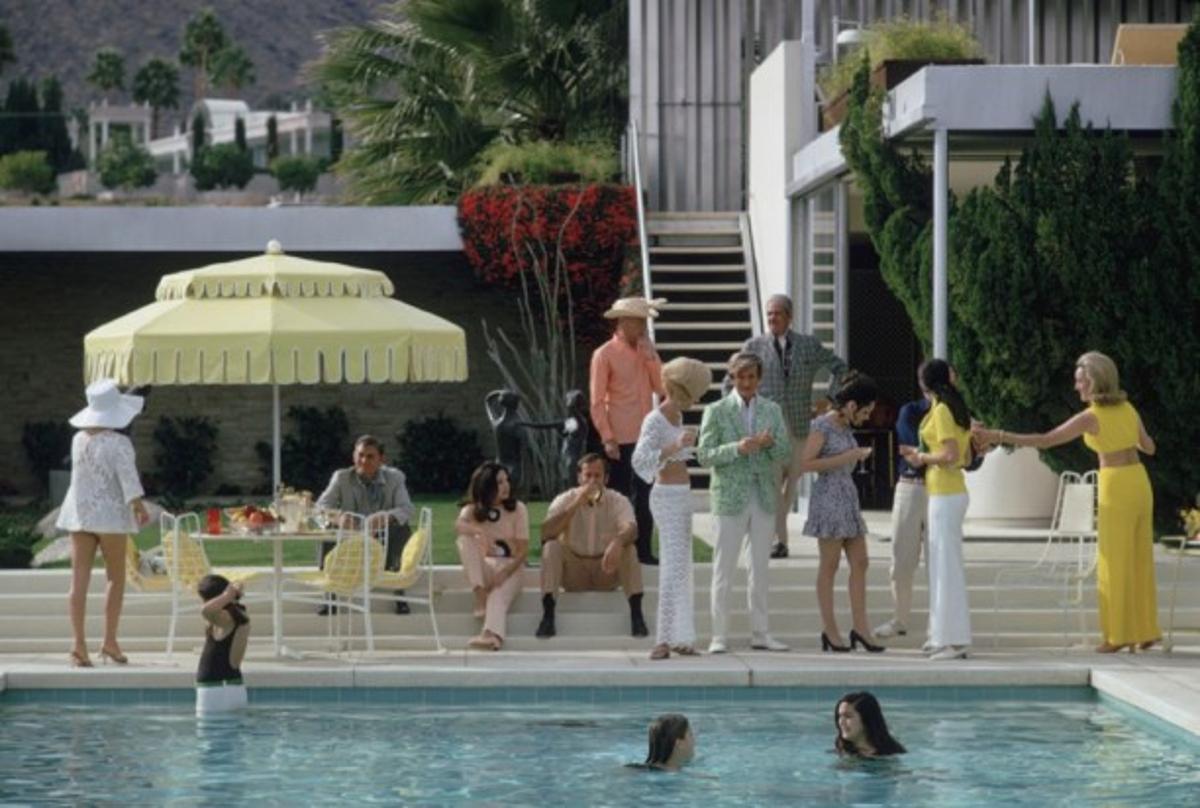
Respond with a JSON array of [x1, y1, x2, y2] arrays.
[[730, 294, 847, 558]]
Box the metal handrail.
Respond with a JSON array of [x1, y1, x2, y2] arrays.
[[738, 212, 763, 336], [627, 120, 654, 339]]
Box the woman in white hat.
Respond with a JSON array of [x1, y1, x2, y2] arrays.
[[56, 379, 150, 667], [632, 357, 711, 659]]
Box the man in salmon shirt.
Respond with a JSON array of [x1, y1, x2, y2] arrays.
[[590, 297, 667, 565]]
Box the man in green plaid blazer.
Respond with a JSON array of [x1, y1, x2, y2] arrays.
[[698, 351, 791, 654], [730, 294, 846, 558]]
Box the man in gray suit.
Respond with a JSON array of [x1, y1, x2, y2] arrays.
[[316, 434, 415, 614], [730, 294, 847, 558]]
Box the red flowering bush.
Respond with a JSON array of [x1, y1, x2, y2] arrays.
[[457, 184, 640, 349]]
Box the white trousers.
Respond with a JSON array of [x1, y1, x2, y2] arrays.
[[889, 480, 928, 627], [712, 501, 773, 640], [927, 493, 972, 647], [650, 484, 695, 647], [196, 682, 248, 716]]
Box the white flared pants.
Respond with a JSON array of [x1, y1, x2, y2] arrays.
[[927, 493, 971, 648]]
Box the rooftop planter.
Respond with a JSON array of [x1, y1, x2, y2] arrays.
[[819, 16, 984, 131], [820, 57, 984, 131]]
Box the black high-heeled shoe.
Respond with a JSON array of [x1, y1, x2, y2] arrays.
[[821, 632, 851, 653], [850, 630, 885, 653]]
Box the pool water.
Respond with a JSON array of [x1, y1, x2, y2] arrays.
[[1, 687, 1197, 806]]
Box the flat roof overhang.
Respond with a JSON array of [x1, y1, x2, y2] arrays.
[[788, 64, 1178, 198]]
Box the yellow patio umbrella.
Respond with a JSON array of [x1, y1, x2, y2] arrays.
[[84, 240, 468, 493]]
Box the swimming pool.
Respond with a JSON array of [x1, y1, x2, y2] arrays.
[[1, 687, 1197, 805]]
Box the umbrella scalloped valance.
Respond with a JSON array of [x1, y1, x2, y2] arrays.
[[155, 251, 396, 301], [83, 241, 467, 386]]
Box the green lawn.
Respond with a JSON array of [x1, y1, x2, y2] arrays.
[[119, 495, 712, 567]]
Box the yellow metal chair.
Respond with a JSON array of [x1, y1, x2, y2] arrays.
[[373, 506, 444, 652], [284, 513, 384, 653], [156, 512, 263, 654]]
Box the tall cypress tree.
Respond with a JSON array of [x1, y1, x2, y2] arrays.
[[38, 76, 74, 172], [1, 79, 42, 156], [266, 114, 278, 163], [191, 109, 206, 158]]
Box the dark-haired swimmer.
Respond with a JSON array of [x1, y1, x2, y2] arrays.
[[835, 692, 906, 758]]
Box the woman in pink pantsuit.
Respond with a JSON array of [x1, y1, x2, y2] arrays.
[[455, 462, 529, 651]]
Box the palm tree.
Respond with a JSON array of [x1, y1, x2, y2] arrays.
[[132, 58, 180, 139], [87, 47, 125, 100], [312, 0, 627, 204], [179, 8, 227, 99], [209, 45, 256, 95]]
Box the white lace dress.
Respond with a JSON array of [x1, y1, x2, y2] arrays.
[[56, 430, 145, 534], [632, 409, 696, 647]]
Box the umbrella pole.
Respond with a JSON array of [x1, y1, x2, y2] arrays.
[[272, 383, 282, 496], [272, 382, 283, 656]]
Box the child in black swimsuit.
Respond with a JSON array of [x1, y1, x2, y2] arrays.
[[196, 574, 250, 716]]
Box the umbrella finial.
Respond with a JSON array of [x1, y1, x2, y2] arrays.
[[266, 239, 284, 255]]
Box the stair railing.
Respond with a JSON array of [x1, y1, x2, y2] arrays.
[[626, 119, 655, 340], [739, 212, 764, 335]]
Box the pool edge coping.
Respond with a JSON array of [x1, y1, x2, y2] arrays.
[[1, 659, 1197, 739]]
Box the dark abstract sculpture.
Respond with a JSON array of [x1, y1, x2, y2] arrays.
[[484, 389, 557, 491], [485, 388, 594, 493], [560, 389, 591, 483]]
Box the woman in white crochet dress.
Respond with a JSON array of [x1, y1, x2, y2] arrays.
[[633, 357, 711, 660], [56, 380, 150, 667]]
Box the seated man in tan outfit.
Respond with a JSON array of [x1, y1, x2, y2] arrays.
[[536, 454, 648, 639]]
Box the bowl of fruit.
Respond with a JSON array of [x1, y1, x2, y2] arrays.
[[225, 504, 279, 535]]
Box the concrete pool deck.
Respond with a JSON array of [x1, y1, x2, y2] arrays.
[[2, 645, 1198, 738]]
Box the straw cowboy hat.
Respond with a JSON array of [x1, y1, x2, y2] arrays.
[[662, 357, 712, 403], [69, 379, 144, 430], [603, 297, 667, 320]]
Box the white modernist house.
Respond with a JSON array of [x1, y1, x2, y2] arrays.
[[747, 19, 1182, 518], [85, 98, 333, 175], [148, 99, 333, 175]]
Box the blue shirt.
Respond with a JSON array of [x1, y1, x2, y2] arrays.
[[895, 399, 929, 479]]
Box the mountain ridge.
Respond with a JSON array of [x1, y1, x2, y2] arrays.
[[1, 0, 385, 129]]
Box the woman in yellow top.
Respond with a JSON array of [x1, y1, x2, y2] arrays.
[[975, 352, 1159, 653], [899, 359, 974, 661]]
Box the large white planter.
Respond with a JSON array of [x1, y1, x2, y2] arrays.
[[965, 447, 1060, 520]]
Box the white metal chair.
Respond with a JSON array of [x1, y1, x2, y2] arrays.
[[282, 512, 382, 654], [1165, 534, 1200, 652], [154, 512, 264, 655], [991, 471, 1098, 648], [371, 506, 444, 652]]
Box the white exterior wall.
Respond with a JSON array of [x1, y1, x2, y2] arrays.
[[748, 40, 810, 304], [0, 207, 462, 252]]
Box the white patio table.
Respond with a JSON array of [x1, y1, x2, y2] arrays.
[[172, 514, 343, 657]]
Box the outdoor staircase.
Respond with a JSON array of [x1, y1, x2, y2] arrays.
[[5, 549, 1198, 654], [644, 211, 758, 490]]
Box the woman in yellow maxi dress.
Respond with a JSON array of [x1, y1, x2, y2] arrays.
[[974, 352, 1160, 653]]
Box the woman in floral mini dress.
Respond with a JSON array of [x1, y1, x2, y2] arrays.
[[801, 374, 884, 654]]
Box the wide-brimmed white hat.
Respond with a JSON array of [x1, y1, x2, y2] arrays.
[[603, 297, 667, 320], [69, 379, 144, 429]]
